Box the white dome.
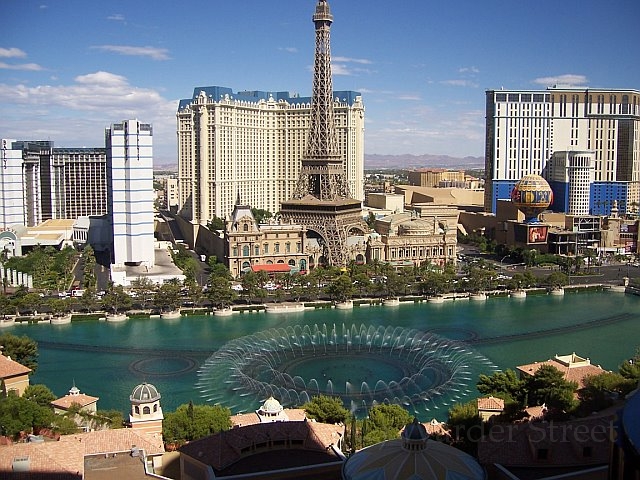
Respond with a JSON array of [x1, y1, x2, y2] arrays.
[[130, 383, 161, 404], [260, 396, 284, 415]]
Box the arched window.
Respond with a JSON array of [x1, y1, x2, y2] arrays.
[[288, 259, 296, 266], [243, 245, 250, 256], [153, 404, 158, 412], [143, 406, 151, 415], [135, 406, 140, 414], [243, 223, 249, 232]]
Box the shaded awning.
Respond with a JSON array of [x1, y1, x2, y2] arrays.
[[251, 264, 291, 273]]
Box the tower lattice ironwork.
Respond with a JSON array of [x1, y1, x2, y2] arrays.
[[280, 0, 367, 267]]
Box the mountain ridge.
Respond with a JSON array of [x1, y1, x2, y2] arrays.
[[364, 153, 484, 170]]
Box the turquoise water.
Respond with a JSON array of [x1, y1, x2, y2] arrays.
[[7, 290, 640, 420]]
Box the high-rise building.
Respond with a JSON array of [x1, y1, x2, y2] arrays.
[[546, 151, 595, 216], [50, 148, 108, 220], [0, 139, 28, 228], [106, 119, 155, 268], [485, 87, 640, 214], [0, 140, 108, 227], [176, 88, 364, 224]]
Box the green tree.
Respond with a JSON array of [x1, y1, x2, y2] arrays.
[[82, 246, 97, 289], [101, 283, 132, 314], [544, 271, 569, 288], [579, 372, 636, 413], [0, 392, 54, 438], [0, 333, 38, 371], [523, 364, 578, 413], [325, 274, 355, 303], [619, 348, 640, 383], [448, 400, 482, 453], [476, 369, 523, 403], [23, 384, 56, 408], [153, 279, 183, 313], [206, 215, 226, 231], [162, 402, 231, 444], [302, 395, 349, 424], [251, 208, 272, 224], [368, 404, 413, 431], [207, 277, 237, 309], [0, 295, 16, 318], [129, 277, 157, 309]]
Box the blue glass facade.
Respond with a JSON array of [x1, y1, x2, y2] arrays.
[[590, 182, 628, 216]]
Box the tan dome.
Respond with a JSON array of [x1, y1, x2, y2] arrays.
[[343, 419, 485, 480]]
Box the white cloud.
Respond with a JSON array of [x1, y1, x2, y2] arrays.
[[0, 71, 177, 161], [92, 45, 171, 61], [440, 79, 479, 88], [107, 14, 125, 21], [458, 66, 480, 74], [532, 74, 588, 87], [0, 62, 44, 71], [333, 56, 372, 65], [279, 47, 298, 53], [0, 48, 27, 58]]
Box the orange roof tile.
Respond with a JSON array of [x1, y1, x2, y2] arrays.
[[0, 354, 31, 379], [477, 396, 505, 411], [478, 413, 613, 467], [52, 394, 99, 410], [0, 429, 164, 479], [516, 357, 606, 389]]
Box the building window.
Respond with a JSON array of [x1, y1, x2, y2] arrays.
[[243, 246, 250, 256], [243, 223, 249, 232], [275, 243, 280, 253]]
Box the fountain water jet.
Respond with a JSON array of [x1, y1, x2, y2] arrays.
[[196, 323, 497, 416]]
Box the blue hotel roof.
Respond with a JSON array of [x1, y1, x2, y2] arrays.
[[178, 86, 361, 111]]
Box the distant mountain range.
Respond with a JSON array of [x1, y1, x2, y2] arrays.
[[154, 153, 485, 173], [364, 154, 484, 170]]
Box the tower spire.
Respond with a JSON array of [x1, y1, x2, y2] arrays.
[[292, 0, 352, 201], [280, 0, 367, 267]]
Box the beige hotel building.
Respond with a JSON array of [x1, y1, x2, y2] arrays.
[[176, 86, 365, 224]]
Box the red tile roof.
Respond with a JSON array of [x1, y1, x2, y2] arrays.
[[0, 429, 164, 479], [477, 396, 505, 411], [516, 354, 607, 389], [251, 263, 291, 273], [52, 393, 99, 410], [0, 354, 32, 378], [478, 413, 613, 467]]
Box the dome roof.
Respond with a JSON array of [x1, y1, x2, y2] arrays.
[[343, 419, 485, 480], [260, 396, 284, 415], [130, 383, 161, 403], [511, 174, 553, 222]]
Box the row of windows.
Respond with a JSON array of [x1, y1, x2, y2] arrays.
[[232, 242, 302, 257]]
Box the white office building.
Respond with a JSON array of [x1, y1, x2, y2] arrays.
[[176, 87, 365, 224], [485, 86, 640, 214], [106, 120, 155, 268], [0, 139, 27, 228]]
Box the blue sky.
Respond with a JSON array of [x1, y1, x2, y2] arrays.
[[1, 0, 639, 164]]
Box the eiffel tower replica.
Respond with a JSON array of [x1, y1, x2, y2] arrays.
[[280, 0, 367, 267]]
